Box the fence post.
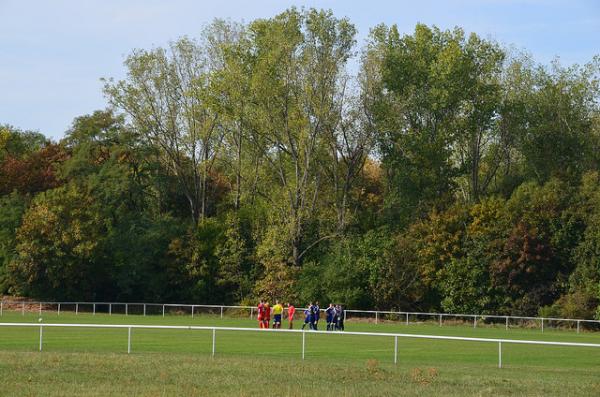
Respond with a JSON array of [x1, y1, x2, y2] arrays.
[[439, 314, 442, 327], [162, 305, 165, 317], [39, 325, 43, 352], [76, 303, 79, 315], [375, 312, 378, 324], [109, 303, 112, 316], [541, 318, 544, 333], [220, 306, 224, 319], [344, 309, 347, 323], [93, 303, 96, 316], [191, 305, 194, 318], [577, 320, 580, 334], [394, 335, 398, 365], [250, 307, 254, 320], [1, 301, 3, 316], [143, 304, 146, 317], [58, 303, 61, 316], [212, 329, 216, 357], [473, 316, 477, 328], [505, 316, 508, 330], [127, 327, 131, 354], [22, 301, 25, 316], [498, 341, 502, 368], [302, 331, 305, 360], [405, 313, 409, 325], [39, 302, 42, 316]]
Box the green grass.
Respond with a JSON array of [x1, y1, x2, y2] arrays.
[[1, 310, 600, 396]]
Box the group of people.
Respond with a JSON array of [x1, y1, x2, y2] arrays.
[[302, 302, 345, 331], [256, 300, 344, 331]]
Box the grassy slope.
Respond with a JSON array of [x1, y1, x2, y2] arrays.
[[1, 311, 600, 396]]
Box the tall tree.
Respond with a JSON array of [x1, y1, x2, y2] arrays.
[[103, 31, 229, 225], [244, 9, 357, 265], [506, 58, 600, 183], [370, 24, 505, 225]]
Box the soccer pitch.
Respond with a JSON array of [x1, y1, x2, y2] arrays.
[[1, 312, 600, 396]]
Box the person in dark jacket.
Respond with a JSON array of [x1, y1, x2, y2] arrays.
[[335, 304, 345, 331], [302, 302, 314, 330], [325, 303, 335, 331], [312, 301, 320, 330]]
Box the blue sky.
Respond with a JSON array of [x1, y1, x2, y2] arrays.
[[1, 0, 598, 140]]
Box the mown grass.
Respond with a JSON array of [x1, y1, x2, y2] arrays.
[[1, 310, 600, 396]]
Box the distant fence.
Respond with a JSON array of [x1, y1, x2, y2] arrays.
[[1, 322, 599, 368], [1, 299, 599, 334]]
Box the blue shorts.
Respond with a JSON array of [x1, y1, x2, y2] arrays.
[[274, 314, 282, 323]]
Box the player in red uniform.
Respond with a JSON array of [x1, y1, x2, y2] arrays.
[[257, 300, 264, 328], [286, 303, 296, 329], [262, 301, 271, 329]]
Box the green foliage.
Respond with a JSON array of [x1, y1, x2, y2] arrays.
[[437, 199, 508, 313], [516, 61, 599, 182], [0, 192, 27, 293], [9, 184, 109, 300], [371, 24, 505, 225], [0, 124, 48, 160], [296, 228, 422, 310]]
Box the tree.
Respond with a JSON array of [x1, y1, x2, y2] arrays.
[[215, 212, 253, 303], [0, 143, 67, 195], [0, 125, 47, 160], [9, 184, 110, 300], [563, 172, 600, 318], [0, 192, 26, 293], [452, 35, 505, 202], [103, 31, 229, 225], [370, 25, 507, 228], [206, 20, 254, 211], [244, 8, 357, 265], [437, 198, 508, 313], [502, 57, 600, 183], [491, 222, 557, 315]]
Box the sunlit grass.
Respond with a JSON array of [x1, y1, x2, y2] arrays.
[[1, 310, 599, 396]]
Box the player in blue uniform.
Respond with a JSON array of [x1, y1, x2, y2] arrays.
[[312, 302, 320, 330], [302, 303, 314, 330], [325, 303, 335, 331]]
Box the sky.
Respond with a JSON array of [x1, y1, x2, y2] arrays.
[[1, 0, 598, 140]]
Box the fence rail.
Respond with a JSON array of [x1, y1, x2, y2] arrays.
[[1, 322, 599, 368], [1, 299, 599, 334]]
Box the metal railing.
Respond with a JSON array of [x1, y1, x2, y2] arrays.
[[1, 299, 599, 334], [343, 309, 600, 333], [1, 322, 599, 368]]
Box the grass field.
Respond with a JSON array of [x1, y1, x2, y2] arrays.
[[1, 310, 600, 396]]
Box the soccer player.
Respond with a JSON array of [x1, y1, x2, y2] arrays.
[[325, 303, 335, 331], [272, 300, 284, 329], [302, 304, 313, 330], [257, 300, 264, 329], [336, 304, 345, 331], [313, 301, 320, 330], [262, 301, 271, 329], [286, 303, 296, 329]]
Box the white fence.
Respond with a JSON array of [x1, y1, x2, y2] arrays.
[[1, 300, 599, 334], [1, 322, 599, 368], [344, 309, 600, 334]]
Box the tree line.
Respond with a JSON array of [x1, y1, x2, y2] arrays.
[[1, 8, 599, 318]]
